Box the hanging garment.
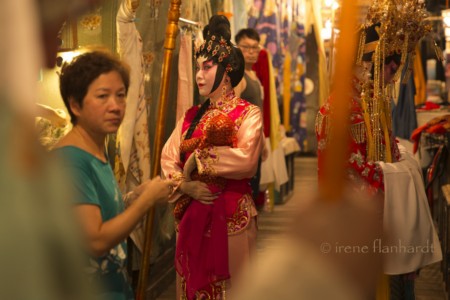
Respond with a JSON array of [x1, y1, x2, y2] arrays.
[[176, 30, 194, 122], [413, 47, 426, 106], [253, 49, 271, 137], [115, 0, 151, 252], [283, 51, 292, 131], [380, 145, 442, 274], [392, 58, 418, 140], [181, 0, 211, 26], [253, 49, 288, 191]]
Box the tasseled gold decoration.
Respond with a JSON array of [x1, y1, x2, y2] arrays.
[[350, 122, 367, 144], [434, 40, 444, 62], [401, 54, 414, 85], [358, 0, 436, 163], [356, 27, 367, 66]]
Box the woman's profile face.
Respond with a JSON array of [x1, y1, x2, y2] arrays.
[[196, 57, 219, 96]]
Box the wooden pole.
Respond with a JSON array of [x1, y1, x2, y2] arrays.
[[320, 0, 358, 202], [136, 0, 181, 298]]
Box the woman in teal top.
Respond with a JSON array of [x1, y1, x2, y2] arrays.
[[53, 51, 172, 300]]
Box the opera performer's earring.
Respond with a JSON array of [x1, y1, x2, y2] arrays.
[[222, 77, 229, 97]]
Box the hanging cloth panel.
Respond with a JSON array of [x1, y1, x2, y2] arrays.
[[176, 31, 194, 122], [115, 0, 151, 252], [116, 0, 150, 181], [413, 47, 426, 106], [283, 51, 292, 131]]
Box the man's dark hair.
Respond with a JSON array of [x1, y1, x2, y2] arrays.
[[235, 28, 260, 44]]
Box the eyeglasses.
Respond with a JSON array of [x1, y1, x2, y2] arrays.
[[238, 44, 261, 52]]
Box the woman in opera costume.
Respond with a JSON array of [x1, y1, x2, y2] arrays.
[[316, 0, 441, 298], [161, 15, 264, 299]]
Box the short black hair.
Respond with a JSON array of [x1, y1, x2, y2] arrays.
[[59, 51, 130, 125], [235, 28, 260, 44]]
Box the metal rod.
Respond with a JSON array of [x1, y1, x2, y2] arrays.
[[136, 0, 181, 298], [179, 17, 199, 26]]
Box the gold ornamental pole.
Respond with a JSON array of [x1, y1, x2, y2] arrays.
[[320, 0, 358, 202], [136, 0, 181, 298]]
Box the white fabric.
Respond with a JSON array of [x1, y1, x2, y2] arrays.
[[259, 137, 289, 191], [379, 145, 442, 274], [260, 138, 275, 185], [116, 1, 146, 172], [272, 146, 289, 190], [281, 137, 300, 155], [176, 31, 194, 122]]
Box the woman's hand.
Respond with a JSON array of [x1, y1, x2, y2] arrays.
[[183, 154, 197, 180], [180, 181, 218, 204], [136, 176, 173, 209]]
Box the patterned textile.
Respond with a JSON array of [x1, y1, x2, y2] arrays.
[[115, 0, 151, 253], [315, 86, 401, 192], [248, 0, 307, 151]]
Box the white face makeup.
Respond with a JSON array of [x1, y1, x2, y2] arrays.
[[195, 56, 219, 96]]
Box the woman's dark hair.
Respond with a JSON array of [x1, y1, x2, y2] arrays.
[[235, 28, 260, 44], [59, 51, 130, 125], [195, 15, 245, 88]]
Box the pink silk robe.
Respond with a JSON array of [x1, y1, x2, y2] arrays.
[[161, 96, 264, 299]]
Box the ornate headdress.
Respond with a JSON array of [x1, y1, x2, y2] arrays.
[[357, 0, 433, 78], [356, 0, 435, 162], [195, 15, 244, 88]]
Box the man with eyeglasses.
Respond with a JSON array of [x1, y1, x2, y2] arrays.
[[234, 28, 266, 207], [235, 28, 263, 110]]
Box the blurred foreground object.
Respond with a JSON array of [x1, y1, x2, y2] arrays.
[[0, 0, 102, 299], [232, 189, 383, 299]]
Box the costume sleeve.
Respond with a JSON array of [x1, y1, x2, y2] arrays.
[[193, 107, 264, 179], [316, 107, 384, 192], [161, 117, 185, 202], [347, 133, 384, 192]]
